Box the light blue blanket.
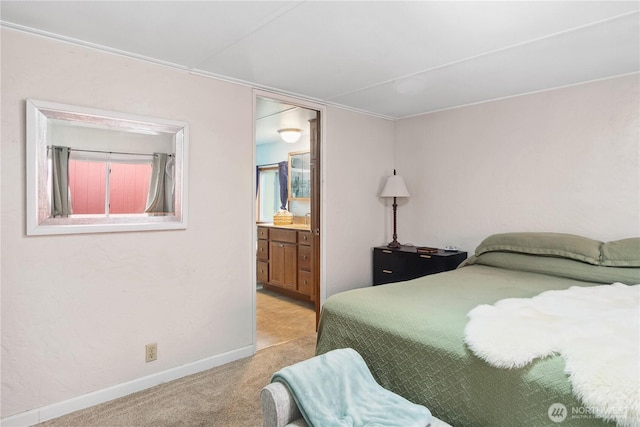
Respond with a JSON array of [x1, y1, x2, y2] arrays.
[[271, 348, 432, 427]]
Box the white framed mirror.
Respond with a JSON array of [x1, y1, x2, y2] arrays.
[[288, 150, 310, 200], [26, 99, 189, 235]]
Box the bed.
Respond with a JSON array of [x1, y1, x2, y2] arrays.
[[316, 233, 640, 427]]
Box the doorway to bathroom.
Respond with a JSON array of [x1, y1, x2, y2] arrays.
[[254, 93, 322, 349]]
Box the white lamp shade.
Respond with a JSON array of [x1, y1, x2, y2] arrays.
[[379, 175, 410, 198], [278, 128, 302, 143]]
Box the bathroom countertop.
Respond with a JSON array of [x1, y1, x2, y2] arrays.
[[258, 223, 311, 231]]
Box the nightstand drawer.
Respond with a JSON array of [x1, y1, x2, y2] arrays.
[[374, 267, 405, 284], [404, 253, 446, 280], [373, 246, 467, 285], [373, 248, 408, 284], [373, 248, 407, 271]]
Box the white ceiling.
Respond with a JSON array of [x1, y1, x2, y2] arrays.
[[1, 1, 638, 119], [255, 97, 317, 145]]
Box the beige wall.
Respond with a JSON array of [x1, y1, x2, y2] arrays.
[[1, 29, 394, 421], [1, 28, 255, 418], [395, 73, 640, 253], [323, 106, 395, 296]]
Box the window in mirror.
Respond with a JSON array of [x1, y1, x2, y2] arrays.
[[257, 166, 280, 222], [288, 151, 310, 200], [68, 157, 153, 215], [26, 99, 188, 235]]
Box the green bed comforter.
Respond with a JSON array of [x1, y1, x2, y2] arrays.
[[316, 254, 639, 427]]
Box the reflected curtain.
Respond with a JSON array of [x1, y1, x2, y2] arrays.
[[256, 166, 260, 197], [278, 160, 288, 210], [145, 153, 173, 213], [51, 146, 72, 217]]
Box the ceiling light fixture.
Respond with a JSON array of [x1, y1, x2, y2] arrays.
[[278, 128, 302, 143]]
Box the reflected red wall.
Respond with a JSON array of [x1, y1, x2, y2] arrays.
[[69, 161, 151, 214]]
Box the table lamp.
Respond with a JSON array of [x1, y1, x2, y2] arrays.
[[379, 170, 410, 248]]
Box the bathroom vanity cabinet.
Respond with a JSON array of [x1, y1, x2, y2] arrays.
[[257, 225, 315, 302]]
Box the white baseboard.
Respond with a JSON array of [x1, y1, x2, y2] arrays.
[[1, 345, 255, 427]]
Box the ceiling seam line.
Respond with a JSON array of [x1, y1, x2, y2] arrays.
[[257, 107, 300, 121], [397, 71, 640, 120], [192, 1, 305, 70], [190, 68, 396, 120], [325, 9, 640, 102], [0, 23, 393, 120]]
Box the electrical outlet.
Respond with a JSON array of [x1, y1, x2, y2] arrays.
[[145, 343, 157, 363]]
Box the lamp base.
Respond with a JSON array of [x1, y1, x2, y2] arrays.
[[387, 240, 402, 248]]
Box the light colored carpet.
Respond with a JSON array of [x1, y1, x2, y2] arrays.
[[38, 334, 317, 427]]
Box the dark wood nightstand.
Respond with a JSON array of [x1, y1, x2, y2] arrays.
[[373, 246, 467, 285]]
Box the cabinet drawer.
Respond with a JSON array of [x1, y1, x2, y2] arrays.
[[298, 245, 311, 271], [373, 267, 404, 285], [257, 227, 269, 240], [297, 269, 313, 296], [373, 248, 407, 285], [298, 231, 312, 246], [373, 248, 407, 271], [372, 246, 467, 286], [257, 239, 269, 261], [270, 228, 297, 244], [257, 261, 268, 283], [404, 253, 445, 280]]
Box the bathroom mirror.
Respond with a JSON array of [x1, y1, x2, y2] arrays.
[[288, 151, 310, 200], [26, 99, 188, 235]]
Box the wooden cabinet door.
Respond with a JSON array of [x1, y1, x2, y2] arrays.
[[269, 241, 297, 290]]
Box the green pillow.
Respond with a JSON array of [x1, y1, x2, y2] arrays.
[[601, 238, 640, 267], [475, 232, 602, 265], [469, 252, 640, 285]]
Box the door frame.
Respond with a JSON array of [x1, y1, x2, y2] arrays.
[[251, 89, 326, 351]]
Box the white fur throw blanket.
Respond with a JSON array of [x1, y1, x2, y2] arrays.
[[464, 283, 639, 427]]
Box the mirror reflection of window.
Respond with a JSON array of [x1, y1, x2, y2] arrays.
[[257, 167, 280, 222], [69, 159, 107, 214], [68, 159, 152, 215], [27, 99, 188, 235], [288, 151, 310, 200], [109, 162, 152, 214]]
